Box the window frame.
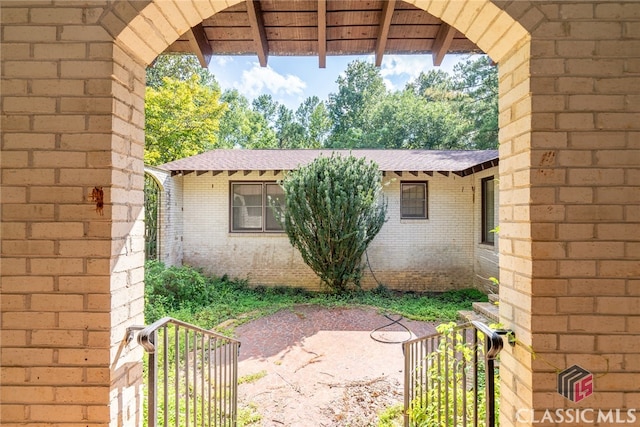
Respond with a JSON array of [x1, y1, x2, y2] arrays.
[[400, 181, 428, 220], [481, 176, 496, 245], [229, 181, 285, 233]]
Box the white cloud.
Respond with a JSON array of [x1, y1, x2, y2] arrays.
[[234, 63, 306, 99], [382, 77, 397, 92], [212, 56, 234, 67], [380, 56, 434, 82]]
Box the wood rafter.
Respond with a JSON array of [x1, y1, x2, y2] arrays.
[[375, 0, 396, 67], [187, 23, 213, 67], [163, 2, 483, 69], [318, 0, 327, 68], [246, 0, 269, 67], [432, 22, 456, 66]]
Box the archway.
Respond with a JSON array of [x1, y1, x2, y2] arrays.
[[110, 2, 531, 424], [2, 2, 639, 426], [143, 173, 161, 260]]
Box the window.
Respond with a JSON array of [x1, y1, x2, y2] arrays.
[[401, 182, 428, 219], [481, 176, 495, 245], [231, 182, 285, 232]]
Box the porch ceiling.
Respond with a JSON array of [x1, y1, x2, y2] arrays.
[[163, 0, 482, 68]]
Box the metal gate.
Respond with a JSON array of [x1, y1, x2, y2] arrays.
[[403, 321, 512, 427], [135, 317, 241, 426]]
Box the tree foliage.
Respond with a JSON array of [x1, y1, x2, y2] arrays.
[[326, 60, 386, 148], [217, 89, 277, 148], [280, 154, 387, 293], [452, 56, 499, 149], [144, 75, 227, 165], [146, 54, 218, 89], [144, 54, 498, 162]]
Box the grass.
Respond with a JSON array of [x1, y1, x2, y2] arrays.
[[238, 370, 268, 385], [143, 261, 489, 426], [377, 403, 405, 427], [145, 260, 488, 333]]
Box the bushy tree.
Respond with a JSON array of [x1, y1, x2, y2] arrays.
[[146, 54, 218, 89], [144, 75, 226, 165], [452, 56, 499, 149], [217, 89, 277, 148], [280, 154, 387, 293], [326, 60, 386, 148]]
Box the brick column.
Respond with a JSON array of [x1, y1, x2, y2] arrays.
[[496, 2, 640, 425], [1, 5, 145, 425]]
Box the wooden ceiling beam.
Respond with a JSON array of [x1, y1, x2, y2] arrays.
[[432, 22, 456, 66], [318, 0, 327, 68], [246, 0, 269, 67], [186, 23, 213, 68], [375, 0, 396, 67]]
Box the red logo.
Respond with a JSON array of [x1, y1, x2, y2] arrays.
[[558, 365, 593, 402]]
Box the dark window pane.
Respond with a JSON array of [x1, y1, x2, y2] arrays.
[[482, 177, 495, 244], [401, 183, 427, 219], [265, 184, 285, 231], [232, 184, 263, 230]]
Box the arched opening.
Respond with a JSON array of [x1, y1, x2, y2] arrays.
[[6, 2, 639, 427], [144, 173, 161, 260], [108, 2, 531, 425]]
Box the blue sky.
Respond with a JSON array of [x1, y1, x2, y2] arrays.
[[208, 53, 481, 110]]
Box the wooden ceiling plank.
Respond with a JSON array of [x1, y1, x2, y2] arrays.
[[432, 22, 456, 66], [246, 0, 269, 67], [187, 23, 213, 67], [318, 0, 327, 68], [375, 0, 396, 66]]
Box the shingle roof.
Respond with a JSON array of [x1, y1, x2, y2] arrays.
[[158, 149, 498, 177]]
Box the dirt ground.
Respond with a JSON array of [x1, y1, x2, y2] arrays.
[[233, 305, 437, 426]]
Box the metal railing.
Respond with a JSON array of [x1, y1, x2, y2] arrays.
[[403, 321, 513, 427], [135, 317, 241, 427]]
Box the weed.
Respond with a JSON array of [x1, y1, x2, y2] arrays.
[[377, 403, 404, 426], [238, 371, 268, 385], [237, 403, 262, 426], [144, 261, 487, 330]]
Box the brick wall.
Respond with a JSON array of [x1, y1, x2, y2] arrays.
[[1, 4, 147, 426], [2, 1, 639, 426], [171, 168, 497, 292]]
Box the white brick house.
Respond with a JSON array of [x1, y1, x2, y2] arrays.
[[146, 149, 499, 292]]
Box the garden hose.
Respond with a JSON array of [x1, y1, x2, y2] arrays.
[[369, 313, 413, 344]]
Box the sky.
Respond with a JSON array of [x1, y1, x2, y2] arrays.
[[207, 53, 482, 110]]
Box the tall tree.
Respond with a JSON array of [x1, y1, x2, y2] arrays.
[[274, 104, 306, 148], [367, 89, 472, 150], [452, 56, 499, 149], [406, 69, 454, 101], [252, 94, 279, 127], [146, 54, 218, 89], [217, 89, 277, 149], [145, 75, 226, 165], [295, 96, 332, 148], [326, 60, 386, 148]]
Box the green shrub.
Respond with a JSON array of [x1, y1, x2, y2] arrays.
[[280, 153, 388, 293]]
